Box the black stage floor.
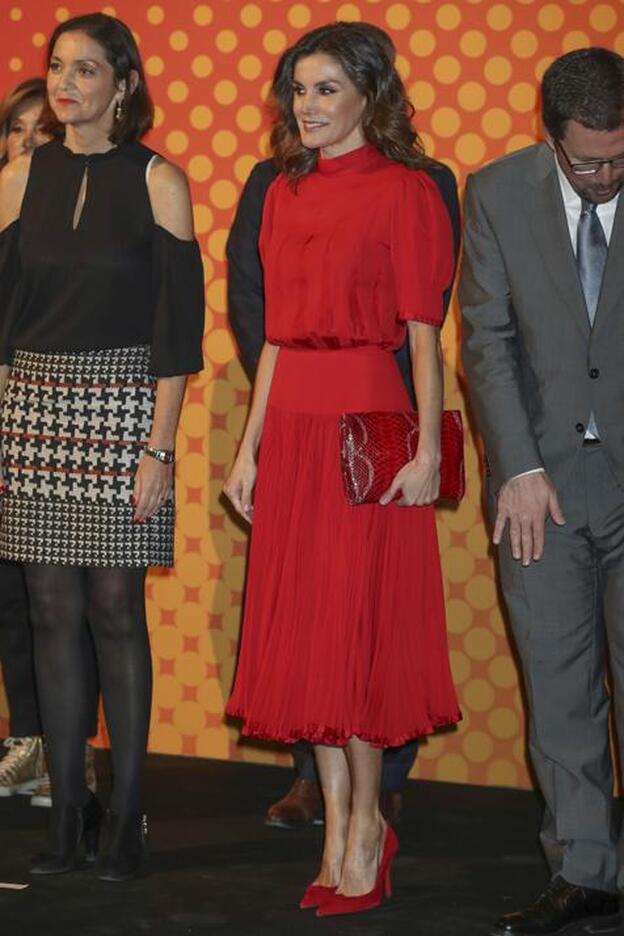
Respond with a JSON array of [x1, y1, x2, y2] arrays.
[[0, 752, 553, 936]]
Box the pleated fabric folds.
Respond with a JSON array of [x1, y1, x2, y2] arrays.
[[227, 348, 460, 747]]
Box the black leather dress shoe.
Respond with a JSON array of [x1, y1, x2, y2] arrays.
[[491, 876, 621, 935]]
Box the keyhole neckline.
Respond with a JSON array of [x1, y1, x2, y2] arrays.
[[59, 140, 120, 163]]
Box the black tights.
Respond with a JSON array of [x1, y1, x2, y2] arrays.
[[23, 565, 151, 814]]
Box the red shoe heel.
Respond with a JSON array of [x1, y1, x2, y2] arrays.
[[316, 824, 399, 918], [299, 883, 336, 909]]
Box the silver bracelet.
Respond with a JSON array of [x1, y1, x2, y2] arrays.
[[144, 446, 175, 465]]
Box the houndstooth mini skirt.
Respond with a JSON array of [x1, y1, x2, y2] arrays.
[[0, 345, 174, 567]]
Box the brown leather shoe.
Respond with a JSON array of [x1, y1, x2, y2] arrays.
[[265, 779, 324, 829], [379, 791, 403, 825]]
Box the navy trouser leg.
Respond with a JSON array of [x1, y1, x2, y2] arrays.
[[0, 561, 41, 736]]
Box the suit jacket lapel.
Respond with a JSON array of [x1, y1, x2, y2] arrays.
[[527, 152, 591, 337], [593, 193, 624, 335], [526, 147, 590, 339]]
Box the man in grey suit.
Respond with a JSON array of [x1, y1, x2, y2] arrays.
[[461, 49, 624, 936]]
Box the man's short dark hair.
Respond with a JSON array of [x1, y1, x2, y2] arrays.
[[542, 47, 624, 141]]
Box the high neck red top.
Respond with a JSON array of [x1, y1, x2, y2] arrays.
[[259, 144, 454, 351]]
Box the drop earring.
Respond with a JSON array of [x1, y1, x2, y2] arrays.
[[115, 99, 123, 121]]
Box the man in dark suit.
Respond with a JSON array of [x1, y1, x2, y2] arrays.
[[0, 563, 45, 792], [461, 49, 624, 936], [227, 155, 460, 828]]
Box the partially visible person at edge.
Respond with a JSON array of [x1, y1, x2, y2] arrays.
[[0, 76, 99, 812], [224, 21, 459, 917], [226, 46, 460, 830], [461, 48, 624, 936], [0, 13, 204, 881]]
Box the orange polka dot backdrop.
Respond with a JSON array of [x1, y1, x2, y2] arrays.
[[1, 1, 621, 788]]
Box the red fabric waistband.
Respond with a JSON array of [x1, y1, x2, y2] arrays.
[[269, 347, 411, 414]]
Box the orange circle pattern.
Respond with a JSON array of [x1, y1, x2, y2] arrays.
[[1, 1, 621, 789]]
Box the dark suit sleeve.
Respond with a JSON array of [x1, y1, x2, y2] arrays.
[[394, 161, 461, 404], [431, 162, 461, 317], [226, 160, 278, 382], [460, 174, 543, 488], [0, 221, 21, 366]]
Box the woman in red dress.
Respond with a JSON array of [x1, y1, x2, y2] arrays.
[[225, 22, 460, 916]]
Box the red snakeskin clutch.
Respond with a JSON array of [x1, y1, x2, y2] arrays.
[[339, 410, 465, 505]]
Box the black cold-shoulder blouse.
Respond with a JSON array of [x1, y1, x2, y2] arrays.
[[0, 138, 204, 377]]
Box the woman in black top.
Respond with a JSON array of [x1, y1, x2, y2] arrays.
[[0, 14, 204, 879]]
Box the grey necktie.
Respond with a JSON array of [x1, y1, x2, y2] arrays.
[[577, 198, 607, 326], [577, 198, 607, 438]]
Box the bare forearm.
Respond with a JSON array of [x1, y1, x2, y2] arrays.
[[149, 375, 187, 450], [409, 323, 443, 461], [0, 366, 8, 455], [0, 365, 9, 405], [238, 341, 279, 459], [380, 324, 443, 506]]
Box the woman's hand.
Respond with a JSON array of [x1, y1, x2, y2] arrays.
[[379, 451, 441, 507], [133, 454, 173, 523], [221, 342, 278, 524], [224, 452, 257, 523]]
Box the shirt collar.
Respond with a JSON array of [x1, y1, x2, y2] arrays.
[[553, 151, 582, 209]]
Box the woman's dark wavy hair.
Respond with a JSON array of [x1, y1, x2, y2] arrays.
[[41, 12, 153, 143], [270, 21, 432, 184], [0, 77, 62, 168], [542, 47, 624, 141]]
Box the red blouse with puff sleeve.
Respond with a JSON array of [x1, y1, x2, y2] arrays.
[[259, 143, 454, 350]]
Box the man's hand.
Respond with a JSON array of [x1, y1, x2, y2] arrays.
[[493, 471, 566, 565]]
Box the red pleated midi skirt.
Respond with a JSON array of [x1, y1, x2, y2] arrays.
[[226, 347, 460, 747]]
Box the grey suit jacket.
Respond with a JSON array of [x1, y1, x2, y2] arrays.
[[460, 142, 624, 492]]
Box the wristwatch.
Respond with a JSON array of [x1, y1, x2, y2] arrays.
[[144, 446, 175, 465]]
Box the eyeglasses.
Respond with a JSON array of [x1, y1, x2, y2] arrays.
[[555, 140, 624, 176]]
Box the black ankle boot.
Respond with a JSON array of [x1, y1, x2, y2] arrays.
[[30, 792, 103, 875], [97, 812, 148, 882]]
